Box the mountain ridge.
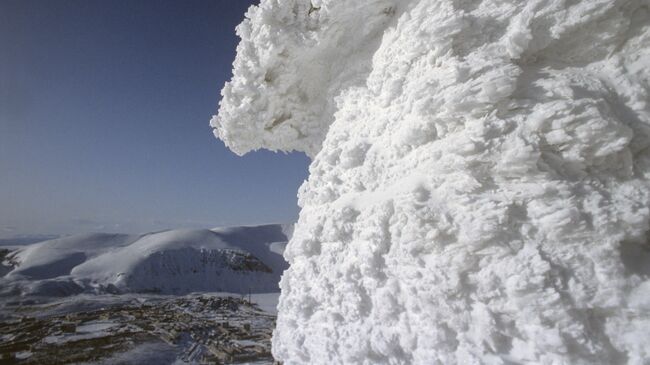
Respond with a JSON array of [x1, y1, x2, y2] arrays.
[[0, 224, 291, 297]]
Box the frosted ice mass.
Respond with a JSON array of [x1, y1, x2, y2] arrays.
[[212, 0, 650, 364]]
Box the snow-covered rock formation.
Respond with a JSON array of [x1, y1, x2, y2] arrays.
[[1, 224, 290, 296], [212, 1, 650, 364]]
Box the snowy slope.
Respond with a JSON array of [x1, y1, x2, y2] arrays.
[[213, 1, 650, 364], [1, 224, 290, 297]]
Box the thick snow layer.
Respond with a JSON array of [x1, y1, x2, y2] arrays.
[[214, 0, 650, 364], [1, 224, 290, 296]]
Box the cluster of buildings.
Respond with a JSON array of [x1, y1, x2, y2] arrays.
[[0, 294, 276, 364]]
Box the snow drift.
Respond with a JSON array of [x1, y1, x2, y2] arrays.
[[1, 224, 290, 296], [213, 0, 650, 364]]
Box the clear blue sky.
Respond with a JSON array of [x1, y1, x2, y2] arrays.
[[0, 0, 310, 238]]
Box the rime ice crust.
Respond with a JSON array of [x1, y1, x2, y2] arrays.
[[211, 0, 397, 157], [213, 0, 650, 364]]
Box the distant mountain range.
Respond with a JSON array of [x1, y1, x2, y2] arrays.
[[0, 234, 61, 247], [0, 224, 291, 297]]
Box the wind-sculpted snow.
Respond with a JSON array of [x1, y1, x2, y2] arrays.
[[214, 0, 650, 364], [211, 0, 398, 157]]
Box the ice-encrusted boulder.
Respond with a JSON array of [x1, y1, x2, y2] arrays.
[[212, 0, 650, 363]]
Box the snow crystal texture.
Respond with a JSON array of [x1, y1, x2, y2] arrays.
[[213, 0, 650, 364]]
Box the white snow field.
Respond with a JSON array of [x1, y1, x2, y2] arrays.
[[0, 224, 290, 297], [212, 0, 650, 364]]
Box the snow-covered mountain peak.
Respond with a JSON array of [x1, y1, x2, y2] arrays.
[[1, 224, 290, 297]]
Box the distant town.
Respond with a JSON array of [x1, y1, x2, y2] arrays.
[[0, 294, 275, 364]]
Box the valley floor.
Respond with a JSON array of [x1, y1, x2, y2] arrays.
[[0, 293, 280, 364]]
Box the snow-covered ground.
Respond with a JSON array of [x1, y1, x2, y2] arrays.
[[0, 225, 287, 364], [249, 292, 282, 315], [213, 0, 650, 364], [1, 293, 278, 364], [0, 224, 290, 297]]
